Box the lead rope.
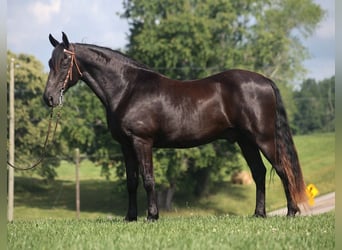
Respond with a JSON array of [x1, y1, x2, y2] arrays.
[[7, 106, 62, 171], [7, 46, 81, 171]]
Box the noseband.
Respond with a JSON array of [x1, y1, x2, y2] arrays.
[[59, 47, 83, 105]]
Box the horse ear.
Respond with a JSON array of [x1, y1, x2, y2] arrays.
[[49, 34, 60, 47], [62, 32, 70, 49]]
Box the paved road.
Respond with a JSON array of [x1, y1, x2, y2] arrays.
[[269, 192, 335, 216]]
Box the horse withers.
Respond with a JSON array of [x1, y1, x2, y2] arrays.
[[43, 32, 308, 221]]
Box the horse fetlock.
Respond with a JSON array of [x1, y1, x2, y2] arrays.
[[147, 212, 159, 221]]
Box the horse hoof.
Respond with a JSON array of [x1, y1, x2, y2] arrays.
[[253, 213, 266, 218], [287, 206, 300, 217], [146, 214, 159, 222], [286, 211, 298, 217], [124, 216, 137, 222]]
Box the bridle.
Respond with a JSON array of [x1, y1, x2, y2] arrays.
[[59, 46, 83, 105], [7, 46, 83, 171]]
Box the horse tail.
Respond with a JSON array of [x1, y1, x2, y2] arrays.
[[269, 81, 308, 210]]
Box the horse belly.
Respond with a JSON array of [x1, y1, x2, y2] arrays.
[[154, 114, 231, 148]]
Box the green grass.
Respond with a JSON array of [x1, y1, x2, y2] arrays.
[[8, 212, 335, 250], [12, 132, 334, 219], [8, 133, 336, 249]]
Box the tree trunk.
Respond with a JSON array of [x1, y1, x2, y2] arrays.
[[157, 183, 176, 210], [193, 167, 210, 197]]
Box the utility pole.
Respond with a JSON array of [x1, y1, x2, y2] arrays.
[[75, 148, 80, 219], [8, 58, 15, 222]]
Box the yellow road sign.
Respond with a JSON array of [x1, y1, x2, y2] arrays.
[[306, 184, 319, 206]]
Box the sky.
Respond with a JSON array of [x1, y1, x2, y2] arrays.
[[7, 0, 335, 84]]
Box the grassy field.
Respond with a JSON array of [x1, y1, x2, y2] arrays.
[[8, 212, 335, 250], [12, 132, 334, 219], [8, 132, 335, 249]]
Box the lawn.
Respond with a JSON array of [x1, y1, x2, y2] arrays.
[[8, 212, 335, 250], [8, 132, 336, 249]]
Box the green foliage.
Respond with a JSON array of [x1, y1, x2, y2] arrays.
[[153, 142, 241, 194], [123, 0, 323, 81], [8, 213, 335, 250], [293, 76, 335, 134]]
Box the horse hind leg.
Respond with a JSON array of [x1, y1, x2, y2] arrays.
[[237, 138, 267, 217], [257, 137, 301, 216]]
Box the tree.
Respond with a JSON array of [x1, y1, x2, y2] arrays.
[[319, 76, 335, 131], [293, 76, 335, 134], [120, 0, 324, 207]]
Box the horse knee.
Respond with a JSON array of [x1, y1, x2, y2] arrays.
[[143, 175, 155, 192]]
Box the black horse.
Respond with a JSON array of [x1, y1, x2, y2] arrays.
[[44, 32, 307, 221]]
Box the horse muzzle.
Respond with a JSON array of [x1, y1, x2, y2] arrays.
[[43, 90, 62, 107]]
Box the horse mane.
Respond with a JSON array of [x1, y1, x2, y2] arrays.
[[77, 43, 156, 73]]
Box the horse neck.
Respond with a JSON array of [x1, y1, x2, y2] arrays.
[[75, 44, 136, 111]]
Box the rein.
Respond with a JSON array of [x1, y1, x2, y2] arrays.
[[7, 107, 62, 171], [7, 46, 82, 170]]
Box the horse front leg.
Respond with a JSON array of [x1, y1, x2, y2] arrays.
[[122, 145, 139, 221], [132, 137, 159, 221]]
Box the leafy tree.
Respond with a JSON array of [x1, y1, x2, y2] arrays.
[[293, 76, 335, 134], [121, 0, 324, 206], [320, 76, 335, 131]]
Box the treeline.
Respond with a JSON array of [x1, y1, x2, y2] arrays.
[[293, 77, 335, 134], [7, 0, 329, 208]]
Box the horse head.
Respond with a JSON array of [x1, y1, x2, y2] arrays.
[[43, 32, 82, 107]]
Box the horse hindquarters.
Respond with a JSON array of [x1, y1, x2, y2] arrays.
[[231, 76, 307, 216], [255, 80, 307, 216], [270, 82, 308, 215]]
